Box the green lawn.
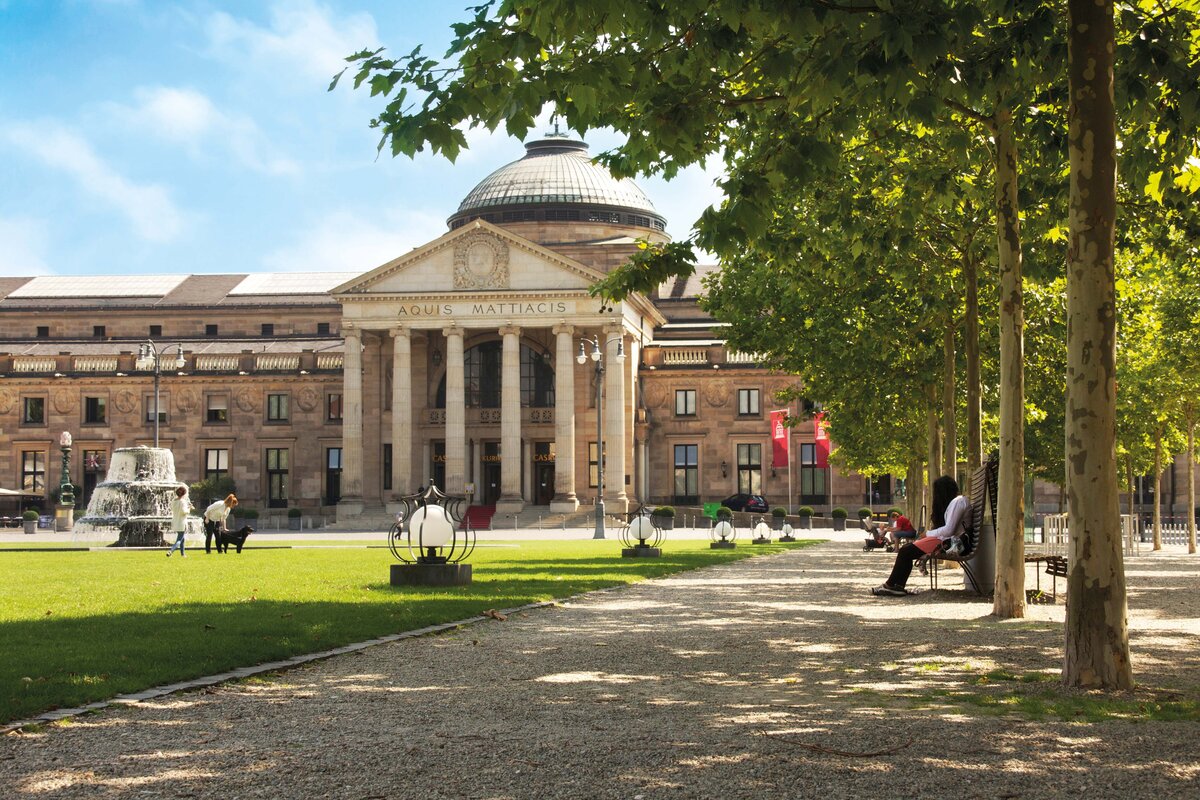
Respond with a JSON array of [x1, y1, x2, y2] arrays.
[[1, 540, 814, 724]]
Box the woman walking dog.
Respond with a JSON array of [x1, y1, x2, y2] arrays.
[[203, 494, 238, 554]]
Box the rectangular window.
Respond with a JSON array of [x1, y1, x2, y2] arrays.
[[21, 451, 46, 493], [82, 449, 105, 506], [325, 447, 343, 505], [326, 393, 343, 421], [261, 323, 274, 336], [267, 393, 289, 422], [587, 442, 607, 488], [674, 389, 697, 417], [737, 388, 760, 416], [36, 326, 49, 338], [317, 322, 331, 335], [800, 443, 826, 504], [673, 444, 699, 505], [382, 443, 392, 491], [205, 448, 229, 481], [266, 448, 289, 508], [84, 396, 107, 424], [93, 325, 106, 338], [144, 395, 167, 424], [205, 324, 218, 337], [867, 475, 892, 505], [22, 396, 45, 425], [737, 443, 762, 495], [206, 395, 229, 424], [149, 325, 162, 337]]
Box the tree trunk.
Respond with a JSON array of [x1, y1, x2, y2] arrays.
[[965, 253, 983, 475], [993, 102, 1025, 619], [943, 322, 957, 480], [1153, 433, 1162, 550], [1189, 413, 1196, 554], [927, 384, 941, 494], [907, 455, 924, 530], [1063, 0, 1132, 690]]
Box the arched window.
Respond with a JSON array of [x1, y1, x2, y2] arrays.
[[435, 341, 555, 408]]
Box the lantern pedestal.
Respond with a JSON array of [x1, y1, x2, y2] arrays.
[[55, 504, 74, 533], [710, 540, 736, 549], [622, 544, 661, 558], [752, 535, 771, 544], [391, 563, 472, 587], [779, 534, 797, 542]]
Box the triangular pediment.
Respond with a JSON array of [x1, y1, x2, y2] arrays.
[[332, 220, 606, 297]]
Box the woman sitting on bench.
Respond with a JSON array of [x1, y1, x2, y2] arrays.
[[872, 475, 968, 597]]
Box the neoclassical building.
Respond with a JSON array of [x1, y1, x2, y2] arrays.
[[0, 136, 906, 523]]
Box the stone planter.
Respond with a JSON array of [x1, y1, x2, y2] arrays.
[[651, 515, 674, 530], [288, 517, 302, 530], [797, 516, 812, 530], [832, 518, 846, 531], [23, 519, 37, 535], [770, 516, 785, 530]]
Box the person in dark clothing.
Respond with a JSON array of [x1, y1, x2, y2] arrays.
[[872, 476, 969, 596]]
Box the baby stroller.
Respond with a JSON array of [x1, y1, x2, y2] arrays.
[[862, 520, 893, 552]]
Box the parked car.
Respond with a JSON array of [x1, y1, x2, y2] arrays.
[[720, 493, 769, 513]]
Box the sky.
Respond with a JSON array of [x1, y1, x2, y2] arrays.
[[0, 0, 724, 278]]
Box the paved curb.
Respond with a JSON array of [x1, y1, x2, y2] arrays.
[[1, 599, 560, 736]]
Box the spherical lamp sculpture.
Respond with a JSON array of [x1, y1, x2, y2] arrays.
[[779, 522, 796, 543], [710, 518, 737, 549], [621, 513, 663, 558], [752, 520, 772, 545], [389, 483, 477, 586]]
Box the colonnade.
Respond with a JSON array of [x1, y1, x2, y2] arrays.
[[336, 322, 630, 516]]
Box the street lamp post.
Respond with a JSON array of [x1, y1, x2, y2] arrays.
[[56, 431, 74, 532], [135, 340, 185, 448], [577, 334, 625, 539]]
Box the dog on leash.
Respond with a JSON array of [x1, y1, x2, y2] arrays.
[[215, 525, 254, 554]]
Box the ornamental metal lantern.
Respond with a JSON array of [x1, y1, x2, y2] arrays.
[[710, 518, 737, 549], [779, 522, 796, 543], [752, 520, 772, 545], [621, 513, 663, 558], [389, 483, 476, 586]]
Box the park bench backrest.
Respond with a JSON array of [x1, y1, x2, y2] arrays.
[[958, 453, 999, 561]]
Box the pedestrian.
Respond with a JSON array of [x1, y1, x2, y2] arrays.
[[203, 493, 238, 554], [872, 475, 968, 596], [165, 486, 191, 558]]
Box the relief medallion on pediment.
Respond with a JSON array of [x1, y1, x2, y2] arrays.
[[453, 231, 510, 290]]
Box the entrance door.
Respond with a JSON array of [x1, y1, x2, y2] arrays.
[[533, 462, 555, 506], [481, 441, 501, 505]]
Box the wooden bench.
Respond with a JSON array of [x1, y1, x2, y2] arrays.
[[926, 454, 999, 593]]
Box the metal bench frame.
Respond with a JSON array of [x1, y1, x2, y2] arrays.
[[927, 454, 999, 593]]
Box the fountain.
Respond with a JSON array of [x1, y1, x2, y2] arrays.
[[74, 446, 202, 546]]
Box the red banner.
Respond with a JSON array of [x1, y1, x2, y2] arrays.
[[770, 410, 789, 468], [813, 412, 830, 468]]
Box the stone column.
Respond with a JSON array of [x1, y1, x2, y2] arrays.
[[338, 324, 364, 517], [444, 327, 466, 494], [388, 326, 412, 508], [497, 325, 524, 512], [605, 326, 628, 510], [551, 324, 578, 512]]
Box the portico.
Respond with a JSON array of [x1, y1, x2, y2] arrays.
[[331, 220, 662, 519]]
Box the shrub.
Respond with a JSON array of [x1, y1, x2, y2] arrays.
[[189, 476, 237, 508], [652, 505, 676, 518], [772, 507, 787, 518], [831, 507, 848, 519], [887, 506, 904, 516], [287, 507, 303, 518], [237, 508, 259, 519], [22, 509, 41, 521], [715, 507, 733, 520], [797, 506, 814, 517], [857, 506, 872, 519]]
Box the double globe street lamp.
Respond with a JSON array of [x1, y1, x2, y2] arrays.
[[135, 340, 185, 448], [577, 334, 625, 539]]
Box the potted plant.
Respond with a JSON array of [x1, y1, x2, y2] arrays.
[[236, 508, 259, 528], [651, 505, 676, 530], [715, 506, 733, 521], [796, 506, 813, 530], [770, 506, 787, 530], [831, 506, 848, 531], [22, 509, 40, 535], [287, 507, 303, 530]]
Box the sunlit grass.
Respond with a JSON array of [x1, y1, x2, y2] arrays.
[[1, 539, 815, 724]]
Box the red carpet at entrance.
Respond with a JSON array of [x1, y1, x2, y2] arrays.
[[462, 505, 496, 530]]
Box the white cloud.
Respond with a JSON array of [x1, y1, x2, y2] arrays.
[[0, 216, 52, 275], [114, 86, 298, 176], [4, 123, 184, 243], [261, 208, 445, 272], [205, 0, 379, 85]]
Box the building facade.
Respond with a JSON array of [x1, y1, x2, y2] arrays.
[[0, 135, 1010, 521]]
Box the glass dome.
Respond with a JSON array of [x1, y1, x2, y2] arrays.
[[448, 135, 667, 232]]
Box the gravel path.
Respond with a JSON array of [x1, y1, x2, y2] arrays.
[[3, 541, 1198, 799]]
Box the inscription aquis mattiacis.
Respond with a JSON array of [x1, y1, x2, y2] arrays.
[[394, 300, 573, 318]]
